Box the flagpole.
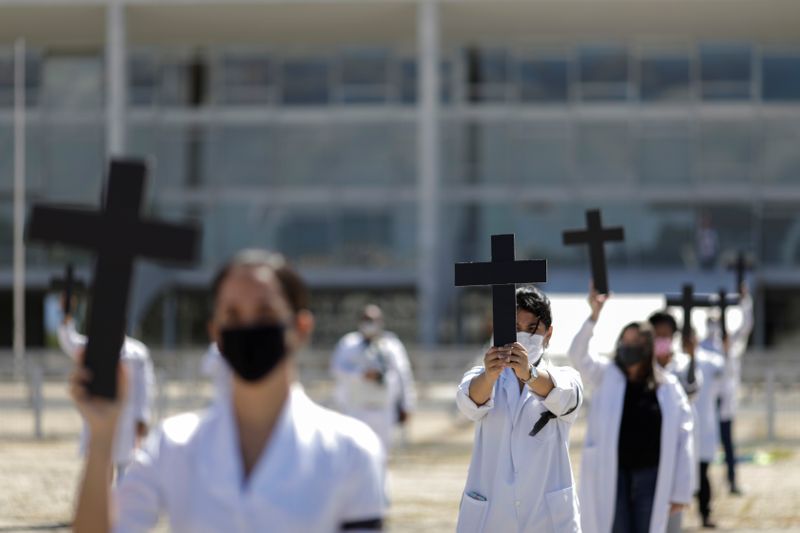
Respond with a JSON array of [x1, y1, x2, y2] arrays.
[[13, 37, 27, 381]]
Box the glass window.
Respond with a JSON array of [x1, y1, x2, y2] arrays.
[[129, 54, 157, 106], [281, 58, 330, 105], [465, 47, 512, 102], [638, 121, 692, 185], [639, 55, 691, 101], [762, 120, 800, 184], [215, 52, 273, 105], [578, 45, 630, 101], [395, 58, 451, 104], [699, 43, 752, 100], [39, 124, 105, 201], [518, 57, 568, 102], [42, 54, 103, 109], [128, 124, 192, 190], [762, 53, 800, 101], [698, 121, 753, 183], [576, 121, 632, 182], [339, 48, 390, 104], [0, 51, 40, 107], [760, 206, 800, 267]]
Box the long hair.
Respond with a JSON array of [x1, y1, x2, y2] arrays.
[[616, 321, 661, 389]]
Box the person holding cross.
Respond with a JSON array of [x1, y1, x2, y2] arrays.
[[567, 286, 694, 533], [69, 249, 386, 532], [700, 282, 754, 496], [455, 285, 583, 532], [54, 269, 154, 481]]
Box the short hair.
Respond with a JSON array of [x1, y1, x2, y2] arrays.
[[648, 311, 678, 335], [515, 286, 552, 328], [211, 249, 310, 314]]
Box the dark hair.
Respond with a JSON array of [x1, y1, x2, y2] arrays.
[[616, 321, 658, 388], [515, 286, 552, 328], [211, 249, 310, 314], [648, 311, 678, 335]]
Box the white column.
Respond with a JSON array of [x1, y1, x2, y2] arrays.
[[416, 0, 441, 346], [106, 0, 127, 156], [13, 39, 26, 381]]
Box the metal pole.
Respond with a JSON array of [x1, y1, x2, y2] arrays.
[[106, 0, 127, 156], [416, 0, 441, 346], [13, 38, 27, 382]]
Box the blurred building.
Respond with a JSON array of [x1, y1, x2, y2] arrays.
[[1, 0, 799, 348]]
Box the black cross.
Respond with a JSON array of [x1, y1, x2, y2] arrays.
[[562, 209, 625, 295], [715, 287, 741, 341], [665, 284, 715, 341], [727, 251, 754, 292], [455, 234, 547, 347], [28, 159, 200, 398], [49, 263, 86, 316]]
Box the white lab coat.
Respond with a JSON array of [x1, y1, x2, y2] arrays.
[[57, 321, 154, 466], [568, 319, 695, 533], [693, 349, 725, 462], [708, 295, 754, 421], [113, 384, 386, 533], [200, 342, 231, 403], [331, 331, 417, 450], [455, 361, 583, 533]]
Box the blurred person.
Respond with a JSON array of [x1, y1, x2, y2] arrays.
[[70, 249, 385, 532], [700, 283, 754, 495], [57, 300, 153, 481], [455, 286, 583, 532], [331, 304, 416, 451], [568, 286, 694, 533], [685, 330, 725, 529]]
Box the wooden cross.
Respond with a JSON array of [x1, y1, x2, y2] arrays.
[[455, 234, 547, 347], [666, 283, 715, 341], [28, 159, 200, 398], [562, 209, 625, 295]]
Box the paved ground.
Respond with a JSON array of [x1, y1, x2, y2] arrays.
[[1, 380, 800, 532]]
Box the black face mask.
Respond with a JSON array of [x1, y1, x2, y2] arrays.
[[615, 345, 650, 368], [219, 323, 287, 382]]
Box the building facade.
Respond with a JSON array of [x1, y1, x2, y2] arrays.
[[1, 0, 799, 348]]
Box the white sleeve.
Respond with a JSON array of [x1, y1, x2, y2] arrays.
[[729, 295, 754, 360], [541, 365, 583, 424], [566, 319, 609, 388], [56, 320, 86, 360], [455, 366, 497, 422], [670, 386, 696, 505], [391, 339, 417, 413], [112, 431, 164, 532], [338, 428, 386, 532], [132, 353, 154, 425]]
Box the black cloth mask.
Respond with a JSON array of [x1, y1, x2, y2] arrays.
[[219, 323, 287, 382], [615, 345, 651, 368]]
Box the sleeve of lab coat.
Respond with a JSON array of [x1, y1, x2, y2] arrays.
[[729, 294, 754, 360], [566, 318, 609, 388], [56, 319, 86, 360], [541, 365, 583, 424], [670, 387, 696, 505], [112, 430, 165, 532], [391, 338, 417, 413], [338, 426, 386, 531], [455, 366, 497, 422], [131, 352, 154, 425]]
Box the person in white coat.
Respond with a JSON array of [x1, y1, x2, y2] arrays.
[[568, 288, 694, 533], [456, 286, 584, 533], [331, 304, 417, 451], [686, 332, 725, 529], [69, 249, 386, 533], [700, 283, 754, 495], [200, 341, 230, 404], [57, 314, 154, 479]]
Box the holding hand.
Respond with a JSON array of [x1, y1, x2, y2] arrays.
[[505, 342, 531, 382], [482, 346, 508, 383], [69, 350, 127, 445], [588, 282, 609, 322]]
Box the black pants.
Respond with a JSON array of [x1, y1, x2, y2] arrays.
[[719, 418, 737, 488], [696, 461, 712, 520]]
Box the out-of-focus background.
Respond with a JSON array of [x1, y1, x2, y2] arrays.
[[1, 0, 800, 531]]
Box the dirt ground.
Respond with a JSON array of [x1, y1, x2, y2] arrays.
[[1, 380, 800, 532]]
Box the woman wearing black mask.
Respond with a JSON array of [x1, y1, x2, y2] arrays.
[[567, 286, 694, 533], [70, 249, 386, 532]]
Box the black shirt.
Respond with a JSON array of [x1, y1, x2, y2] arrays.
[[618, 379, 662, 470]]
